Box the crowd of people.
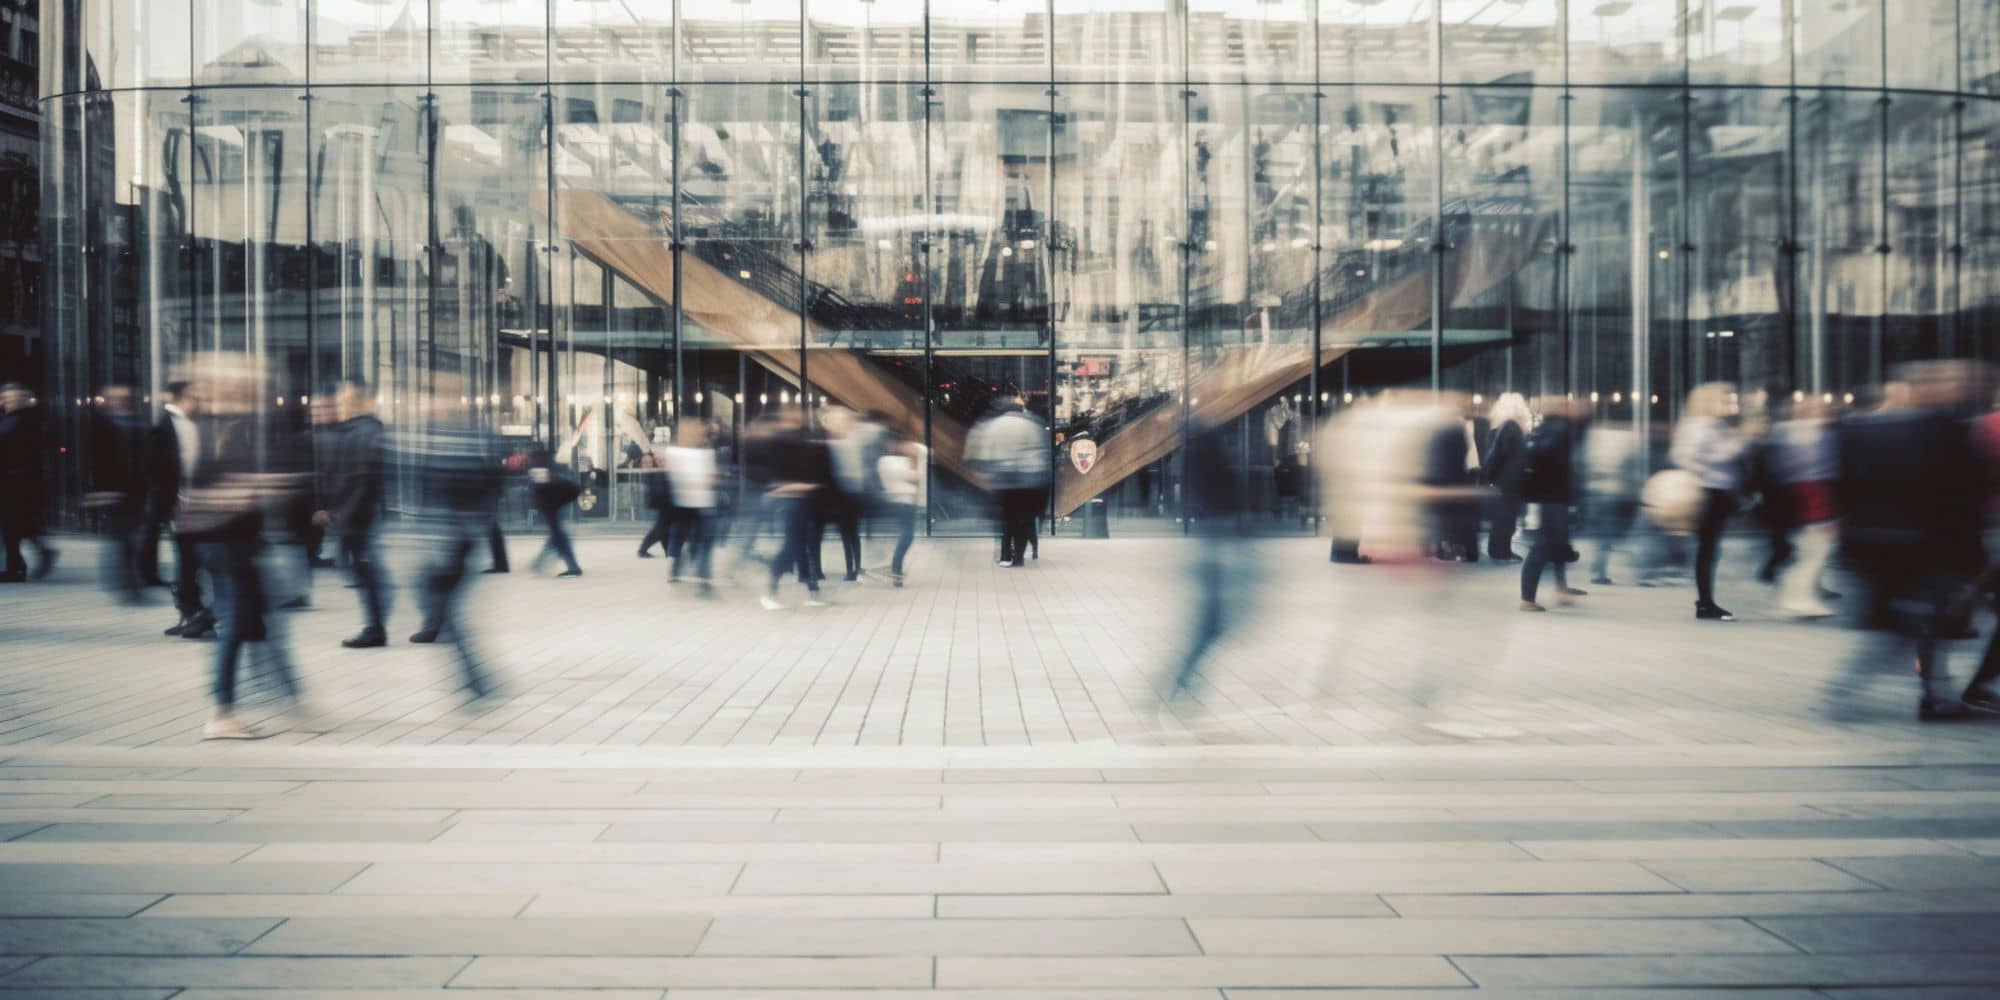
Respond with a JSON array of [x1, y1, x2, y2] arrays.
[[8, 353, 2000, 735]]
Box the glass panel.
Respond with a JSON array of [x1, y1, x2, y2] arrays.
[[1798, 90, 1883, 392], [1441, 0, 1560, 86], [806, 0, 924, 83], [42, 0, 81, 96], [1889, 0, 1959, 91], [1320, 0, 1436, 86], [803, 81, 927, 501], [552, 0, 674, 84], [193, 0, 305, 86], [313, 0, 428, 85], [1053, 0, 1182, 83], [928, 0, 1048, 84], [1439, 87, 1561, 402], [433, 0, 547, 85], [1319, 85, 1438, 401], [678, 83, 803, 505], [311, 86, 428, 400], [1794, 0, 1878, 88], [1568, 88, 1675, 434], [431, 83, 549, 512], [1688, 0, 1788, 85], [681, 0, 803, 83], [1966, 99, 2000, 360], [42, 91, 85, 503], [1189, 0, 1314, 85], [1885, 95, 1956, 367], [84, 0, 192, 89], [1568, 0, 1684, 86], [1051, 81, 1182, 532], [187, 87, 311, 396], [1688, 89, 1791, 394], [931, 83, 1054, 534], [1970, 2, 2000, 95]]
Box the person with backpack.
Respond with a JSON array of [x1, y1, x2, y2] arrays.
[[1518, 398, 1587, 612]]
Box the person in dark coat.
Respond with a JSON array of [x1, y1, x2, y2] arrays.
[[761, 408, 833, 609], [87, 385, 152, 600], [1518, 400, 1588, 611], [1829, 363, 1987, 721], [527, 446, 583, 577], [0, 382, 57, 582], [1165, 417, 1257, 701], [315, 379, 391, 648], [406, 403, 501, 699], [151, 382, 215, 635], [1483, 393, 1531, 561]]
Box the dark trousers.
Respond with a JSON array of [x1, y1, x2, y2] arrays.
[[99, 502, 143, 599], [768, 497, 819, 597], [1834, 549, 1952, 706], [1, 492, 50, 576], [1967, 593, 2000, 695], [669, 508, 716, 582], [889, 502, 917, 574], [200, 535, 296, 710], [486, 518, 509, 572], [139, 501, 167, 584], [639, 504, 673, 555], [342, 530, 389, 634], [1521, 502, 1571, 602], [532, 505, 581, 573], [419, 533, 491, 697], [173, 534, 206, 618], [818, 493, 862, 577], [1695, 488, 1735, 607], [997, 488, 1041, 563], [1488, 493, 1523, 558]]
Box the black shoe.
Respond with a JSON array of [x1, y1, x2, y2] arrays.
[[181, 625, 217, 640], [278, 596, 310, 610], [557, 569, 583, 578], [1695, 603, 1736, 622], [1820, 587, 1843, 601], [178, 611, 216, 639], [1920, 697, 1973, 721], [843, 572, 860, 583], [1489, 553, 1522, 563], [1590, 576, 1614, 586], [0, 570, 25, 584], [482, 567, 508, 574], [637, 550, 655, 559], [408, 629, 439, 644], [308, 556, 337, 569], [165, 618, 190, 636], [341, 629, 388, 649], [1962, 687, 2000, 712]]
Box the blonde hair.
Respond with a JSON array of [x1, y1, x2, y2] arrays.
[[1684, 382, 1737, 420], [1488, 392, 1532, 429]]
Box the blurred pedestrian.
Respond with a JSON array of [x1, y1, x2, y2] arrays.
[[0, 382, 57, 582], [1165, 417, 1256, 702], [1483, 392, 1531, 562], [86, 385, 151, 601], [762, 407, 831, 610], [665, 420, 719, 593], [526, 447, 584, 577], [406, 397, 500, 700], [173, 360, 303, 739], [966, 397, 1049, 567], [1830, 362, 1986, 720], [316, 379, 391, 647], [152, 382, 215, 638], [1771, 397, 1840, 620], [825, 408, 887, 581], [1671, 383, 1748, 621], [1583, 419, 1642, 585], [1518, 399, 1587, 612], [877, 435, 926, 586], [1743, 390, 1793, 584], [636, 453, 674, 559]]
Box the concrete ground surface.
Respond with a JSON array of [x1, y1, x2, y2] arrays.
[[1, 535, 1998, 996]]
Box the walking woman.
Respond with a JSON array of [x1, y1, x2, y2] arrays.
[[1483, 392, 1532, 561], [1670, 383, 1749, 621]]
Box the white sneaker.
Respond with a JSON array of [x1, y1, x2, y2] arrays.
[[996, 560, 1015, 568], [1779, 602, 1836, 621], [803, 596, 830, 608], [202, 714, 262, 740], [759, 595, 786, 611]]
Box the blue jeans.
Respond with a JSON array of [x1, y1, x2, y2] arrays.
[[1521, 502, 1571, 603], [200, 536, 296, 709]]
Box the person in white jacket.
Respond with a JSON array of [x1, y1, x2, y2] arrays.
[[664, 422, 720, 593], [876, 437, 927, 586]]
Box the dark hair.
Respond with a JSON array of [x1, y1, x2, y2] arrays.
[[164, 380, 191, 399]]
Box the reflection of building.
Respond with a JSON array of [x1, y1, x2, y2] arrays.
[[38, 2, 2000, 530], [0, 0, 36, 387]]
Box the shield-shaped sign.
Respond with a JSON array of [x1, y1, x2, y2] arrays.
[[1070, 439, 1098, 475]]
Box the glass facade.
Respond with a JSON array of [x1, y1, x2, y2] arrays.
[[37, 0, 2000, 533]]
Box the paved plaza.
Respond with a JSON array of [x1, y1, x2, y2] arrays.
[[2, 535, 1999, 996]]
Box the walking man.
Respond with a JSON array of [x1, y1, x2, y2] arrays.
[[316, 379, 391, 648]]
